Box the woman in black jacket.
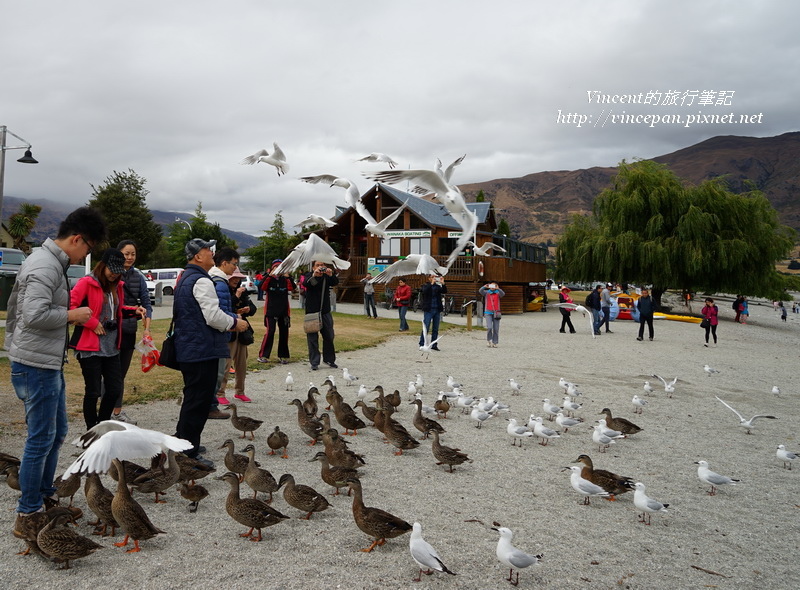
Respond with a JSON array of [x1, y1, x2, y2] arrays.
[[257, 259, 296, 364]]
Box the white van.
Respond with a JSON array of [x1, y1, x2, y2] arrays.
[[145, 267, 184, 295]]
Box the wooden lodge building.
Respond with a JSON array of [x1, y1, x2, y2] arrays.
[[316, 183, 547, 314]]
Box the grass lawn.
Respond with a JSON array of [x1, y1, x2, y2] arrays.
[[0, 312, 466, 421]]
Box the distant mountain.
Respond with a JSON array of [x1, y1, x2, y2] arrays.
[[0, 199, 259, 250], [459, 131, 800, 244]]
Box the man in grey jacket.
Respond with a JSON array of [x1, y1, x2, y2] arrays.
[[5, 207, 107, 535]]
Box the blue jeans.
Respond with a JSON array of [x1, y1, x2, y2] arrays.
[[11, 362, 68, 514], [398, 306, 409, 330], [591, 309, 602, 334], [364, 293, 377, 317], [419, 310, 441, 347], [601, 306, 611, 331], [486, 313, 501, 344]]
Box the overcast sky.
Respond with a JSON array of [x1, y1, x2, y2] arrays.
[[2, 1, 797, 236]]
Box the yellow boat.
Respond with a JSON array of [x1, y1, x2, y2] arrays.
[[654, 312, 702, 324]]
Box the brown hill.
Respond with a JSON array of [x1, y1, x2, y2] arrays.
[[460, 131, 800, 244]]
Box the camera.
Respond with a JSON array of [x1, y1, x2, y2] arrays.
[[318, 266, 328, 273], [103, 320, 118, 331]]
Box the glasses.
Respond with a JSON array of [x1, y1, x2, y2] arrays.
[[78, 235, 95, 252]]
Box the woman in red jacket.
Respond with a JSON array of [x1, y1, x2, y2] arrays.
[[701, 297, 719, 347], [393, 278, 412, 331], [70, 249, 143, 429]]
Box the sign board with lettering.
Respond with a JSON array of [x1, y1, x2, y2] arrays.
[[383, 230, 432, 238]]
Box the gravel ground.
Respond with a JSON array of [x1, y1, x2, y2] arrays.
[[1, 299, 799, 589]]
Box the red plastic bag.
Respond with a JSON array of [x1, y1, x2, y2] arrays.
[[137, 335, 160, 373]]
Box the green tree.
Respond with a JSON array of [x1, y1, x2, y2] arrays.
[[497, 218, 511, 237], [475, 189, 486, 203], [87, 169, 162, 260], [556, 159, 796, 305], [241, 211, 296, 273], [7, 203, 42, 252], [165, 202, 238, 267]]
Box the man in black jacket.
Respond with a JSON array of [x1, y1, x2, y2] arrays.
[[304, 260, 339, 370], [587, 284, 603, 336]]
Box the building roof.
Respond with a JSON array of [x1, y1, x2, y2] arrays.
[[373, 184, 491, 230]]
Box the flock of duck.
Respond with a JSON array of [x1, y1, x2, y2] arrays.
[[1, 358, 795, 585]]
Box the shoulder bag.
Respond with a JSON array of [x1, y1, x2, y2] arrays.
[[158, 318, 181, 370]]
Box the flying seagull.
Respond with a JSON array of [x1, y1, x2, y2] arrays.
[[357, 152, 399, 168], [714, 396, 776, 434], [239, 142, 289, 176], [294, 214, 337, 230], [368, 254, 448, 284], [271, 233, 351, 276], [466, 240, 507, 256]]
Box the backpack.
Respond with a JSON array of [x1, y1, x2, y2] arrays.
[[732, 299, 739, 311], [584, 293, 593, 308]]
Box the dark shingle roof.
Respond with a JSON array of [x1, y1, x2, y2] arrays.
[[375, 184, 490, 230]]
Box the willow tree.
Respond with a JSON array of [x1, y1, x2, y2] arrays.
[[557, 160, 795, 305]]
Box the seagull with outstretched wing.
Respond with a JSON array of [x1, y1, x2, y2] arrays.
[[239, 142, 289, 176], [369, 254, 448, 284], [714, 396, 777, 434]]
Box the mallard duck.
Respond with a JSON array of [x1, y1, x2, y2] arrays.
[[110, 458, 166, 553], [346, 478, 412, 552], [180, 482, 209, 513], [219, 439, 251, 482], [599, 408, 642, 436], [278, 473, 331, 519], [0, 451, 21, 472], [108, 459, 149, 484], [175, 453, 216, 484], [288, 399, 323, 445], [319, 412, 334, 434], [54, 472, 82, 506], [3, 463, 20, 491], [410, 399, 446, 439], [37, 509, 103, 569], [267, 426, 289, 458], [434, 395, 451, 419], [373, 408, 389, 435], [13, 507, 67, 556], [573, 454, 634, 499], [385, 389, 402, 413], [131, 450, 181, 503], [303, 387, 320, 417], [325, 385, 343, 411], [429, 430, 471, 473], [371, 386, 395, 416], [228, 403, 264, 440], [309, 451, 360, 495], [84, 472, 118, 537], [323, 428, 366, 470], [218, 472, 289, 541], [241, 444, 279, 502], [331, 395, 367, 435], [383, 415, 420, 455], [355, 400, 377, 424]]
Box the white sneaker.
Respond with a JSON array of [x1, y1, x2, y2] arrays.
[[113, 410, 137, 425]]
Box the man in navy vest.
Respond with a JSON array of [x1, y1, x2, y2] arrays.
[[173, 238, 247, 466]]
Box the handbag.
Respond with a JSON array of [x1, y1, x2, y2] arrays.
[[303, 312, 322, 334], [700, 317, 710, 329], [238, 320, 255, 345], [158, 319, 181, 370], [494, 310, 502, 319]]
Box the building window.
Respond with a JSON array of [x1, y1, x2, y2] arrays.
[[380, 238, 401, 256], [408, 238, 431, 256]]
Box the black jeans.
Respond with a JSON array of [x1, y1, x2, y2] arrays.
[[559, 309, 575, 332], [306, 312, 336, 367], [259, 315, 290, 359], [116, 330, 137, 408], [78, 354, 123, 430], [177, 359, 219, 457], [638, 315, 654, 339]]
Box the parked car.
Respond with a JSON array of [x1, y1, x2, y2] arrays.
[[241, 275, 257, 295], [144, 268, 183, 295], [0, 247, 27, 274], [67, 264, 89, 289]]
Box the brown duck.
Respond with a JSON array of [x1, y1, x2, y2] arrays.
[[303, 387, 320, 417], [325, 385, 343, 411], [54, 472, 82, 506], [241, 444, 279, 502], [429, 430, 472, 473], [37, 509, 102, 569], [573, 454, 634, 499], [331, 395, 367, 435], [371, 386, 395, 416], [0, 450, 21, 472], [84, 472, 118, 536], [219, 439, 252, 482], [323, 428, 366, 470], [599, 408, 642, 436], [434, 395, 451, 419], [228, 403, 264, 440], [355, 400, 378, 424], [309, 451, 360, 495], [384, 389, 402, 413], [3, 463, 20, 491], [289, 398, 323, 445], [267, 425, 290, 458], [175, 453, 216, 484], [180, 482, 209, 513], [346, 478, 412, 552], [382, 414, 420, 455], [410, 399, 446, 439], [132, 450, 181, 503], [110, 458, 166, 553], [278, 473, 331, 519], [219, 472, 289, 541]]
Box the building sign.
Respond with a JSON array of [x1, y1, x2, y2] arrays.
[[447, 231, 463, 238], [383, 230, 432, 238]]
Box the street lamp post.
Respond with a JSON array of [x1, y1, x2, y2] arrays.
[[0, 126, 39, 230]]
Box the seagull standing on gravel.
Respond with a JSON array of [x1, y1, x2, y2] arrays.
[[703, 364, 720, 376], [695, 460, 739, 495], [529, 417, 561, 446], [566, 382, 582, 398], [406, 382, 418, 400], [506, 419, 534, 447], [771, 385, 781, 396], [631, 395, 648, 414], [555, 412, 583, 432], [409, 522, 456, 582], [714, 395, 777, 434], [567, 465, 611, 504], [643, 381, 654, 396], [561, 396, 582, 417], [357, 384, 369, 401], [776, 445, 798, 469], [285, 372, 294, 391], [239, 142, 289, 176], [507, 378, 522, 395], [342, 368, 359, 386], [592, 425, 620, 453], [414, 374, 425, 393], [446, 375, 463, 390], [633, 482, 669, 525], [470, 406, 493, 429], [491, 526, 542, 587], [541, 399, 561, 421]]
